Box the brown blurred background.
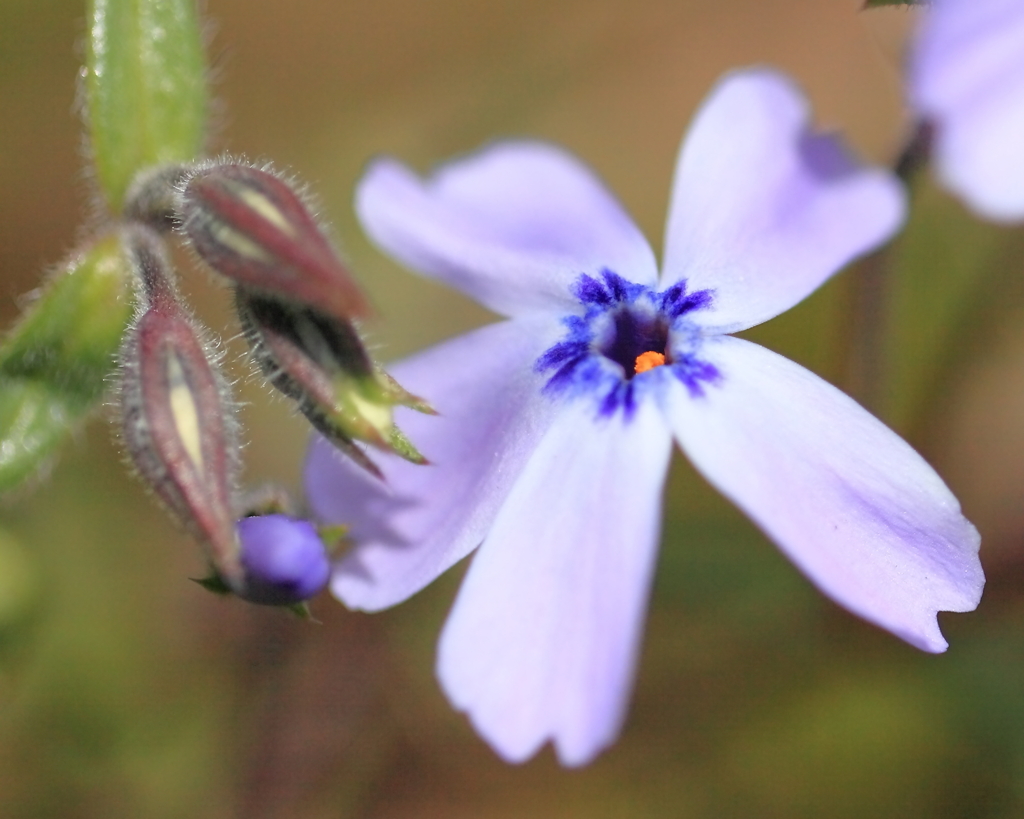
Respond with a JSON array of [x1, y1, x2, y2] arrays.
[[6, 1, 1024, 817]]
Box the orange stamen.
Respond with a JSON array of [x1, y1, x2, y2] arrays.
[[634, 351, 666, 374]]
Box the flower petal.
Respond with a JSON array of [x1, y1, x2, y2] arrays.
[[356, 142, 659, 318], [305, 316, 564, 610], [661, 69, 905, 333], [663, 335, 983, 652], [437, 396, 672, 766], [911, 0, 1024, 221]]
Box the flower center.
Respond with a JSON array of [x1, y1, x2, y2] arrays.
[[598, 307, 670, 379], [535, 269, 720, 419]]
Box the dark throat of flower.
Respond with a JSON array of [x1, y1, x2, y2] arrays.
[[600, 308, 670, 379]]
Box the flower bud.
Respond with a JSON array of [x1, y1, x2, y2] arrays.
[[234, 514, 330, 606], [235, 289, 429, 472], [118, 226, 243, 586], [178, 161, 368, 321]]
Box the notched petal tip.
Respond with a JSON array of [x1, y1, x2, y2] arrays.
[[434, 400, 671, 767], [665, 336, 984, 656]]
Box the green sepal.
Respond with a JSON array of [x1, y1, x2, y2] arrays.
[[85, 0, 207, 211], [194, 576, 315, 617], [325, 372, 430, 464], [376, 366, 436, 415], [192, 573, 232, 595], [388, 425, 428, 465], [287, 602, 313, 620], [0, 236, 134, 492], [317, 524, 349, 556], [329, 372, 396, 446]]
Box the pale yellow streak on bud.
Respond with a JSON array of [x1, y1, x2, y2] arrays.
[[167, 351, 205, 471], [229, 182, 296, 236], [209, 220, 274, 263], [349, 392, 393, 437]]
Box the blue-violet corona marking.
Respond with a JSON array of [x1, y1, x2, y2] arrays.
[[536, 270, 719, 419]]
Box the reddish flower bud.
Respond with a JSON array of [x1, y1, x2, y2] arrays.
[[178, 162, 369, 320], [236, 289, 429, 473], [118, 226, 243, 586]]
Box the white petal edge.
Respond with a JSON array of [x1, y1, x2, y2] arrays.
[[663, 335, 983, 652], [437, 396, 672, 766], [661, 68, 905, 333], [305, 316, 564, 611], [355, 142, 659, 318]]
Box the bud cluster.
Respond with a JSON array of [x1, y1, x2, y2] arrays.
[[101, 158, 428, 607], [4, 11, 405, 613], [174, 161, 431, 466]]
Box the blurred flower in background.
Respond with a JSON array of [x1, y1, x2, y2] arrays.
[[909, 0, 1024, 221]]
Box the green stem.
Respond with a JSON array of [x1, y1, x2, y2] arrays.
[[844, 121, 932, 416]]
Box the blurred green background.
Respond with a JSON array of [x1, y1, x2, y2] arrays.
[[5, 0, 1024, 816]]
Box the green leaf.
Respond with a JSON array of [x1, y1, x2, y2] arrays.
[[863, 0, 921, 7], [0, 384, 84, 492], [0, 236, 135, 491], [85, 0, 207, 211]]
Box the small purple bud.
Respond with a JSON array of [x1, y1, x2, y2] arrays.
[[179, 162, 369, 321], [235, 515, 330, 606], [119, 226, 243, 586]]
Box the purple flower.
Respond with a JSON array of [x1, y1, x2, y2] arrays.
[[305, 69, 983, 765], [910, 0, 1024, 220]]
